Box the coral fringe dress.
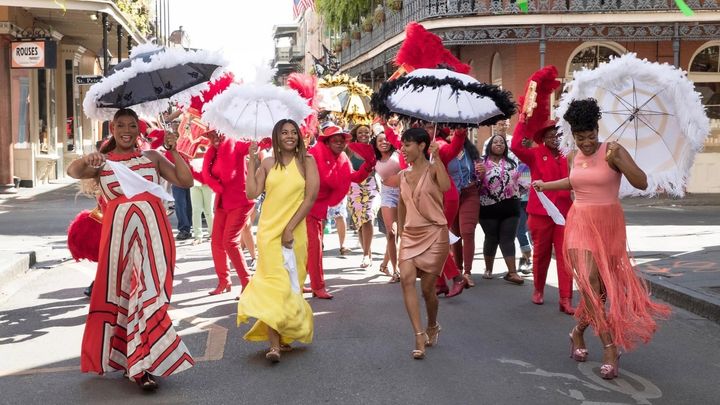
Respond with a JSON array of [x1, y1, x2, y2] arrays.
[[564, 143, 670, 351], [81, 151, 194, 379], [237, 159, 313, 344], [398, 166, 450, 275]]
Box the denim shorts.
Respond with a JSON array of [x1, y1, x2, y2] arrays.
[[380, 185, 400, 208], [326, 201, 347, 220]]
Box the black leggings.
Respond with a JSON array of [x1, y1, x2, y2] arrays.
[[479, 199, 520, 258]]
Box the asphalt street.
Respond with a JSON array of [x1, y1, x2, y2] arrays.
[[1, 185, 719, 404]]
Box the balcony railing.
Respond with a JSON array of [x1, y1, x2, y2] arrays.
[[339, 0, 717, 65]]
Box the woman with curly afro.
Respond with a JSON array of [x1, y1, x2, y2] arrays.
[[533, 98, 670, 380]]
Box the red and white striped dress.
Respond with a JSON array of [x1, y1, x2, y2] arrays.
[[81, 151, 194, 379]]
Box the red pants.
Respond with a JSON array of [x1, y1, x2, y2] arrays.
[[451, 184, 480, 274], [437, 197, 460, 286], [211, 204, 253, 287], [306, 216, 326, 290], [527, 214, 572, 299]]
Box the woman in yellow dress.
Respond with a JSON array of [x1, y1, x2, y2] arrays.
[[238, 119, 319, 363]]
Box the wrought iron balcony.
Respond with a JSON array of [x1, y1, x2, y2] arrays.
[[339, 0, 718, 65]]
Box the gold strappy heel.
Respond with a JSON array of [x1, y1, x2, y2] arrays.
[[412, 331, 429, 359], [426, 323, 442, 347]]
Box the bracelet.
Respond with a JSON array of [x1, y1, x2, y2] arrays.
[[164, 144, 174, 151]]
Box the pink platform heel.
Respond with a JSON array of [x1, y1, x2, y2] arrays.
[[600, 343, 622, 379], [568, 326, 588, 362]]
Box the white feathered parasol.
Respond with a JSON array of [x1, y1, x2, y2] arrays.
[[201, 67, 312, 140], [556, 53, 710, 197]]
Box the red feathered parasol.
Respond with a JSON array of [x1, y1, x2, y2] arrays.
[[515, 65, 562, 143], [287, 73, 319, 141], [392, 22, 471, 79]]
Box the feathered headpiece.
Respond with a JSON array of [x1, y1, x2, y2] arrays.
[[189, 72, 235, 112], [392, 22, 470, 79], [287, 73, 319, 140], [515, 65, 561, 143]]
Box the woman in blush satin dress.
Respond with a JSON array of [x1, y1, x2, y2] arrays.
[[397, 128, 451, 360]]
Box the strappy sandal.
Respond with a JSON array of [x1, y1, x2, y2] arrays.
[[339, 247, 351, 256], [134, 372, 158, 391], [266, 347, 281, 363], [426, 323, 442, 347], [378, 264, 391, 276], [279, 343, 293, 352], [412, 331, 428, 359], [503, 272, 524, 285], [482, 270, 493, 279]]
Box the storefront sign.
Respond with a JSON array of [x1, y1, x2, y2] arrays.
[[11, 40, 57, 69], [76, 75, 103, 85]]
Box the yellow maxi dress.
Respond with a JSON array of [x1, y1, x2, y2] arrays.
[[237, 158, 313, 344]]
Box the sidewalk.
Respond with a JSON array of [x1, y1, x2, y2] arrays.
[[1, 181, 719, 323]]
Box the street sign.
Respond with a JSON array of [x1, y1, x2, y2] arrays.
[[76, 75, 103, 85]]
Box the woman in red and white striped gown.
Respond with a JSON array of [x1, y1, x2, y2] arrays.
[[67, 108, 195, 390]]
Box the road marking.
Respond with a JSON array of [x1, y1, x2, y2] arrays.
[[499, 358, 663, 404]]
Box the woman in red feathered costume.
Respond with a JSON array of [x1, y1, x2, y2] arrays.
[[200, 131, 260, 297], [304, 124, 376, 299]]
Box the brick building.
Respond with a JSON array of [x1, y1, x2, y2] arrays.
[[303, 0, 720, 192]]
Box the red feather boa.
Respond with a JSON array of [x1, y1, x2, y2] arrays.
[[67, 210, 102, 263]]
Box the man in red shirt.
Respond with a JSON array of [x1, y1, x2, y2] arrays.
[[510, 119, 575, 314]]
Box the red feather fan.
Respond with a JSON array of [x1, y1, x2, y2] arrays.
[[67, 209, 103, 263], [395, 22, 471, 73], [189, 72, 235, 112], [514, 65, 562, 143], [286, 73, 319, 141]]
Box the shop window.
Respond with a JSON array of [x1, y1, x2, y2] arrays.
[[17, 77, 30, 144], [689, 43, 720, 152], [491, 52, 502, 87], [567, 44, 621, 76]]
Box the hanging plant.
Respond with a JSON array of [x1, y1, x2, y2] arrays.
[[342, 32, 351, 49], [374, 5, 385, 25], [387, 0, 403, 12], [361, 16, 373, 32]]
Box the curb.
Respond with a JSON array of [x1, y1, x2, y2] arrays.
[[642, 274, 720, 324], [0, 252, 36, 287]]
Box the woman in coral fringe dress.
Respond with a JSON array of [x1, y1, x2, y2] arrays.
[[533, 99, 670, 380]]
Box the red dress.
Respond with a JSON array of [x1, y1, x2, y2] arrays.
[[564, 143, 670, 351], [81, 151, 194, 378]]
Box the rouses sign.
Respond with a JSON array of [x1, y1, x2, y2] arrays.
[[11, 40, 57, 69]]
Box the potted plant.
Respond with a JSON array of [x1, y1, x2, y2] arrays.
[[361, 16, 373, 33], [342, 32, 351, 49], [374, 4, 385, 25], [351, 24, 361, 40], [333, 39, 343, 53], [387, 0, 403, 12]]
